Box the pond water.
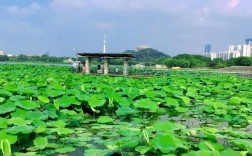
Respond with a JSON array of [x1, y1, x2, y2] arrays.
[[55, 115, 252, 156]]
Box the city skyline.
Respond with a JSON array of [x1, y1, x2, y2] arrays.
[[0, 0, 252, 57]]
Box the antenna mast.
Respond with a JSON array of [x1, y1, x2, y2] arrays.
[[103, 34, 106, 53]]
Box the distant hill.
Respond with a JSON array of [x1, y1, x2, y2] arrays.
[[124, 48, 170, 63]]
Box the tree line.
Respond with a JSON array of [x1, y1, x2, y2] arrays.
[[0, 54, 68, 63], [1, 49, 252, 68]]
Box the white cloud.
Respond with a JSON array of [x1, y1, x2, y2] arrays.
[[227, 0, 240, 9], [50, 0, 89, 10], [6, 2, 43, 15]]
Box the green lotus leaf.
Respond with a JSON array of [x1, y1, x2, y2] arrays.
[[0, 97, 5, 103], [221, 149, 243, 156], [133, 98, 158, 111], [198, 140, 224, 151], [215, 109, 227, 115], [97, 116, 114, 124], [0, 90, 13, 97], [55, 146, 76, 154], [75, 94, 89, 101], [172, 90, 184, 96], [56, 95, 80, 108], [7, 125, 35, 134], [116, 136, 139, 148], [45, 90, 64, 97], [135, 146, 151, 155], [231, 139, 252, 149], [186, 87, 197, 97], [26, 111, 48, 120], [240, 97, 252, 105], [0, 131, 17, 144], [10, 108, 28, 119], [119, 128, 141, 137], [3, 85, 18, 93], [229, 96, 241, 105], [127, 90, 140, 100], [9, 95, 26, 102], [0, 101, 16, 115], [35, 126, 47, 133], [38, 96, 50, 103], [145, 90, 156, 98], [17, 87, 37, 96], [44, 110, 58, 119], [153, 121, 186, 132], [15, 100, 39, 110], [97, 132, 118, 138], [0, 118, 8, 129], [84, 149, 111, 156], [200, 106, 215, 113], [61, 109, 77, 116], [88, 95, 106, 108], [14, 152, 38, 156], [46, 120, 66, 128], [34, 137, 48, 149], [55, 127, 74, 135], [151, 132, 187, 153], [179, 96, 191, 105], [183, 150, 221, 156], [32, 120, 46, 127], [165, 97, 179, 106], [50, 83, 65, 90], [116, 107, 137, 116], [8, 117, 31, 126], [66, 89, 80, 95], [175, 106, 188, 113], [105, 88, 119, 99], [115, 97, 131, 107]]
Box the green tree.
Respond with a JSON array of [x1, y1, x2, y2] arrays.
[[234, 57, 252, 66], [0, 55, 9, 61]]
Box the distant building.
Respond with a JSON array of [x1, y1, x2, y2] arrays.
[[155, 64, 167, 69], [136, 45, 151, 51], [205, 44, 211, 53], [245, 38, 252, 45], [205, 39, 252, 60], [0, 51, 5, 55]]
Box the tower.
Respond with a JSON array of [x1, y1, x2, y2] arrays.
[[205, 44, 211, 53], [103, 34, 106, 53]]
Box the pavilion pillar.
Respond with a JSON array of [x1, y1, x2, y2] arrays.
[[123, 58, 129, 76], [104, 58, 109, 75], [85, 57, 91, 74]]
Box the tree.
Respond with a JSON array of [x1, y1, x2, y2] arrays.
[[234, 57, 252, 66], [209, 58, 226, 68], [124, 48, 170, 63], [0, 55, 9, 61], [16, 54, 28, 62]]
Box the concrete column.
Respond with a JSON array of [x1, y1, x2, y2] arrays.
[[104, 58, 109, 75], [85, 57, 91, 74], [123, 58, 129, 76]]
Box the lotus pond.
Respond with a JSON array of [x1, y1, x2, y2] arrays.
[[0, 64, 252, 156]]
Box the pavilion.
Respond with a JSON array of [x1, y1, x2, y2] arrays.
[[77, 53, 135, 76]]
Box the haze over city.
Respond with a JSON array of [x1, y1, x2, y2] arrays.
[[0, 0, 251, 57]]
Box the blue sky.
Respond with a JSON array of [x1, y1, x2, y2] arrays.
[[0, 0, 251, 57]]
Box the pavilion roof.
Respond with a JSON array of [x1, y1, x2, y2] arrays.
[[77, 53, 135, 58]]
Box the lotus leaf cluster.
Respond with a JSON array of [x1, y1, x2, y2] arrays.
[[0, 64, 251, 155]]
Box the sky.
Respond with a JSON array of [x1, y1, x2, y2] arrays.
[[0, 0, 252, 57]]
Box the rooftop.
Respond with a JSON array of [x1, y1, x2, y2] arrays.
[[77, 53, 135, 58]]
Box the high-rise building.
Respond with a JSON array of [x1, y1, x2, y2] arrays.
[[205, 44, 211, 53], [245, 38, 252, 45], [206, 39, 252, 60]]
